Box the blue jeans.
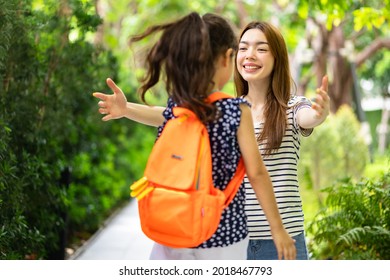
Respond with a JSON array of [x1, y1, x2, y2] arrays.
[[247, 231, 309, 260]]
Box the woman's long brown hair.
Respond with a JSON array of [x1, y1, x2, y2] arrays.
[[130, 12, 237, 123], [234, 21, 296, 155]]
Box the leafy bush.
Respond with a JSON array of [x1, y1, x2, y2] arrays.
[[307, 172, 390, 259], [0, 0, 157, 259], [299, 105, 370, 205]]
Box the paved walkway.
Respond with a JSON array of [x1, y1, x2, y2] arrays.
[[70, 199, 154, 260]]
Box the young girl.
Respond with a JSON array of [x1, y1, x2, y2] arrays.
[[235, 21, 329, 260], [94, 12, 296, 260]]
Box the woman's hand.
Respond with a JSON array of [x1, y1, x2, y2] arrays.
[[311, 75, 330, 120], [271, 228, 297, 260]]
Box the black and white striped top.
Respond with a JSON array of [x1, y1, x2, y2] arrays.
[[244, 96, 313, 239]]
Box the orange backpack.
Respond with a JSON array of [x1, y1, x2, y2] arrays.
[[130, 92, 245, 248]]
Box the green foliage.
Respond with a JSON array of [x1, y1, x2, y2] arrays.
[[0, 0, 51, 260], [307, 172, 390, 259], [353, 7, 387, 31], [0, 0, 157, 259], [66, 122, 156, 235], [334, 106, 370, 177], [298, 0, 390, 30], [299, 105, 369, 203], [364, 153, 389, 179]]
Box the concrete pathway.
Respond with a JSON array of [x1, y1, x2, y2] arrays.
[[71, 199, 154, 260]]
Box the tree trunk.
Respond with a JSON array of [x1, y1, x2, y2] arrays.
[[309, 22, 353, 113], [94, 0, 105, 46], [378, 99, 390, 154]]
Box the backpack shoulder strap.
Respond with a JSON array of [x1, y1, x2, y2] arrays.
[[206, 92, 233, 103], [222, 158, 245, 207], [207, 91, 245, 207]]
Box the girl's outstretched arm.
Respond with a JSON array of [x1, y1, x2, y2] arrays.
[[237, 104, 296, 260], [93, 78, 165, 127], [297, 75, 330, 128]]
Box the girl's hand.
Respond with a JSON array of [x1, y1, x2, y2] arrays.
[[93, 78, 128, 121], [311, 75, 330, 119]]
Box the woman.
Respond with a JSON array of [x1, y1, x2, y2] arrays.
[[235, 21, 329, 260]]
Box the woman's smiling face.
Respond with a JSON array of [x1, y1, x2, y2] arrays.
[[236, 28, 275, 83]]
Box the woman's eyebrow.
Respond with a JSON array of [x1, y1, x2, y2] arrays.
[[239, 40, 269, 46]]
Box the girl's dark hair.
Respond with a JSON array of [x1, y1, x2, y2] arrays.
[[234, 21, 295, 155], [131, 12, 237, 123]]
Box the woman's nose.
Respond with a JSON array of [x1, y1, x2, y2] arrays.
[[245, 48, 255, 60]]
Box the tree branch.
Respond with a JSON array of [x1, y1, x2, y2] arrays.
[[354, 38, 390, 67], [234, 0, 249, 29]]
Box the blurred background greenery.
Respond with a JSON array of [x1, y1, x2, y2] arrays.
[[0, 0, 389, 259]]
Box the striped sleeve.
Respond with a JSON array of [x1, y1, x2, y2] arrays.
[[288, 95, 313, 137]]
